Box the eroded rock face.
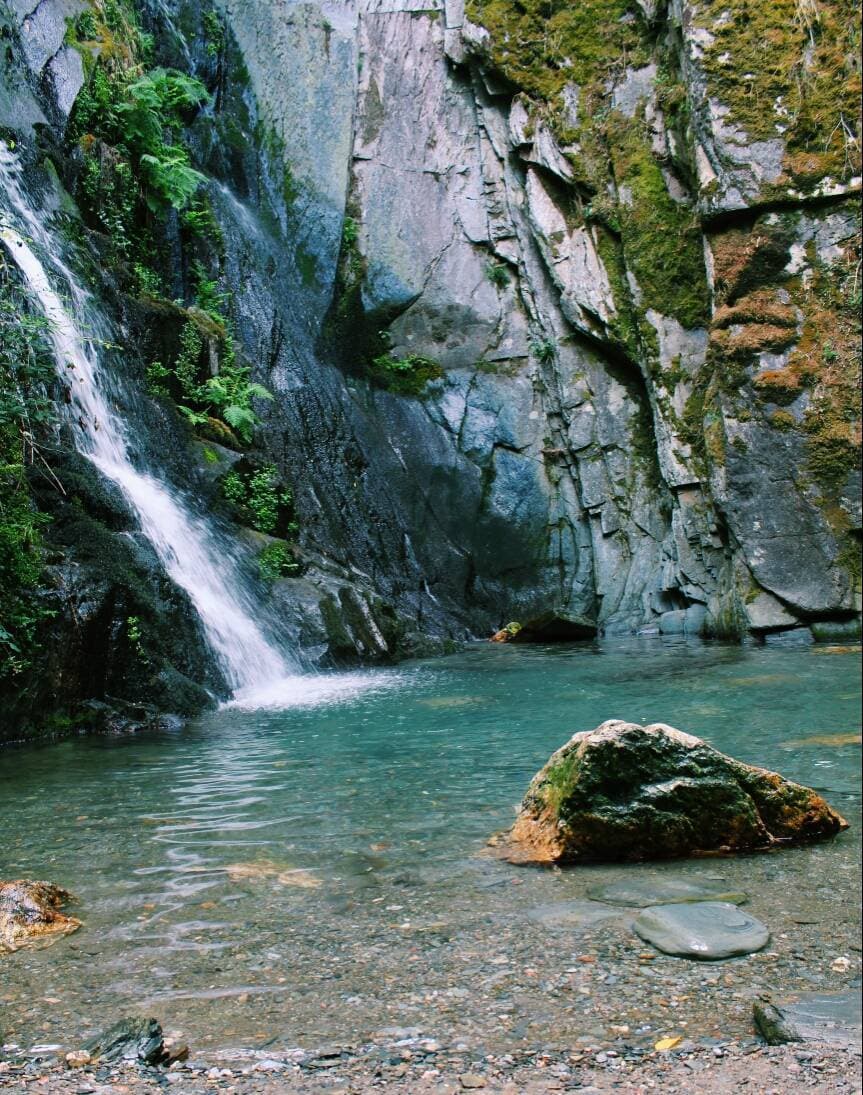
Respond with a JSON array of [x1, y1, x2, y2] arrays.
[[500, 720, 848, 865], [203, 0, 860, 642], [0, 880, 81, 953], [1, 0, 858, 745]]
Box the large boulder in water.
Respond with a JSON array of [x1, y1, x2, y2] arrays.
[[0, 880, 81, 953], [498, 720, 848, 864]]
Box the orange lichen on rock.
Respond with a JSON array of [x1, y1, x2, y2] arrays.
[[711, 323, 798, 361], [712, 291, 798, 331]]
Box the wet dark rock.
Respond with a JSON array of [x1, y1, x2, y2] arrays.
[[754, 990, 862, 1050], [498, 720, 849, 864], [0, 881, 81, 953], [82, 1017, 168, 1066], [633, 902, 770, 960], [0, 452, 223, 744], [494, 612, 597, 644]]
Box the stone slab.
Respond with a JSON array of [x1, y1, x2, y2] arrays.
[[634, 901, 769, 960]]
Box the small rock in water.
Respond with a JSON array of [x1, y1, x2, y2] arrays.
[[526, 899, 622, 929], [754, 991, 862, 1050], [634, 901, 770, 959], [0, 880, 81, 953], [82, 1017, 167, 1065], [64, 1051, 91, 1067], [587, 877, 747, 907], [459, 1073, 487, 1089]]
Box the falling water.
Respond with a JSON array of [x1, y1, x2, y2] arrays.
[[0, 144, 295, 696]]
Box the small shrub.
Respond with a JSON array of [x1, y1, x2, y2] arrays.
[[247, 466, 283, 534], [180, 199, 222, 245], [486, 261, 510, 288], [530, 338, 556, 363], [258, 541, 300, 583], [0, 274, 56, 677], [221, 469, 246, 507], [202, 10, 225, 56], [133, 263, 164, 296], [126, 615, 146, 659], [342, 216, 359, 245], [145, 359, 171, 398], [220, 465, 294, 534]]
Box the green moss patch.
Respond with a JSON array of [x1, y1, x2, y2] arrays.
[[696, 0, 861, 183], [607, 113, 710, 329], [466, 0, 649, 119], [369, 353, 444, 397]]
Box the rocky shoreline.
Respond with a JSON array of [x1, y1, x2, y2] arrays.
[[1, 1035, 861, 1093]]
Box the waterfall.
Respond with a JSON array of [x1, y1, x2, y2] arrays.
[[0, 144, 295, 697]]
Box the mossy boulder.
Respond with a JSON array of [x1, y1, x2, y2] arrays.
[[498, 719, 848, 864]]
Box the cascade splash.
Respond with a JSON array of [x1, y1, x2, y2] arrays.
[[0, 144, 297, 699]]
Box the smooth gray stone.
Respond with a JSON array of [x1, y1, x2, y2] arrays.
[[526, 899, 622, 930], [588, 877, 747, 908], [634, 901, 769, 959], [754, 990, 862, 1049]]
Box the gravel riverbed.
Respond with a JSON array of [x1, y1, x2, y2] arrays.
[[1, 1037, 861, 1093]]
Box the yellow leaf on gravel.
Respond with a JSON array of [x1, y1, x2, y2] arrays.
[[654, 1036, 682, 1051]]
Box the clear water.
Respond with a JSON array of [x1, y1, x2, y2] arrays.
[[0, 640, 859, 1057]]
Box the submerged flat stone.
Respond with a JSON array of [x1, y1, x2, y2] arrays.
[[526, 899, 622, 930], [634, 901, 769, 959], [587, 877, 747, 908], [754, 990, 862, 1049]]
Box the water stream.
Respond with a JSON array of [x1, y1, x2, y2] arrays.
[[0, 145, 295, 697]]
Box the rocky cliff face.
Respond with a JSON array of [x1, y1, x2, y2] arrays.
[[1, 0, 860, 735], [213, 0, 862, 641]]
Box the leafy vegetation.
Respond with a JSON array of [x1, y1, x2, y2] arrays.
[[202, 9, 226, 57], [0, 271, 56, 678], [221, 464, 296, 536], [486, 261, 510, 288], [258, 541, 301, 582], [66, 0, 210, 262], [530, 338, 556, 364], [147, 268, 273, 445]]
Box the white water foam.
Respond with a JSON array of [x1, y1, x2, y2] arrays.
[[224, 670, 404, 711]]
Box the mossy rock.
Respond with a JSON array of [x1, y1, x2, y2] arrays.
[[498, 719, 848, 864]]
